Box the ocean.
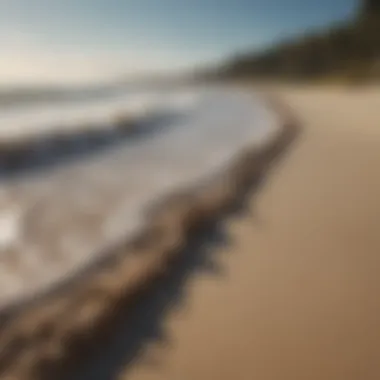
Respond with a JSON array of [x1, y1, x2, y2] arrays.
[[0, 83, 279, 310]]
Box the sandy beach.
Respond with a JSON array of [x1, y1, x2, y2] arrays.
[[1, 0, 379, 377], [1, 86, 379, 379], [110, 86, 380, 380]]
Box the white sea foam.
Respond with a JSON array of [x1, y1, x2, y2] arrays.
[[0, 207, 22, 250], [0, 87, 202, 140], [0, 85, 280, 310]]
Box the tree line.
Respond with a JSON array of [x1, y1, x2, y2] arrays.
[[216, 0, 380, 82]]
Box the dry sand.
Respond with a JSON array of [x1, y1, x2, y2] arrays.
[[112, 86, 380, 380]]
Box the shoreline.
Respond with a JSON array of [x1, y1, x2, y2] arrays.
[[109, 85, 380, 380], [0, 93, 299, 380], [0, 88, 277, 312]]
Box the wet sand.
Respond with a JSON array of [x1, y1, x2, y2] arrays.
[[119, 87, 380, 380]]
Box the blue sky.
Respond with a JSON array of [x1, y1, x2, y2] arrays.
[[0, 0, 358, 85]]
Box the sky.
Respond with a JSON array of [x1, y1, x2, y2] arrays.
[[0, 0, 358, 86]]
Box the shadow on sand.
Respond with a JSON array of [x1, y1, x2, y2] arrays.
[[68, 118, 301, 380]]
